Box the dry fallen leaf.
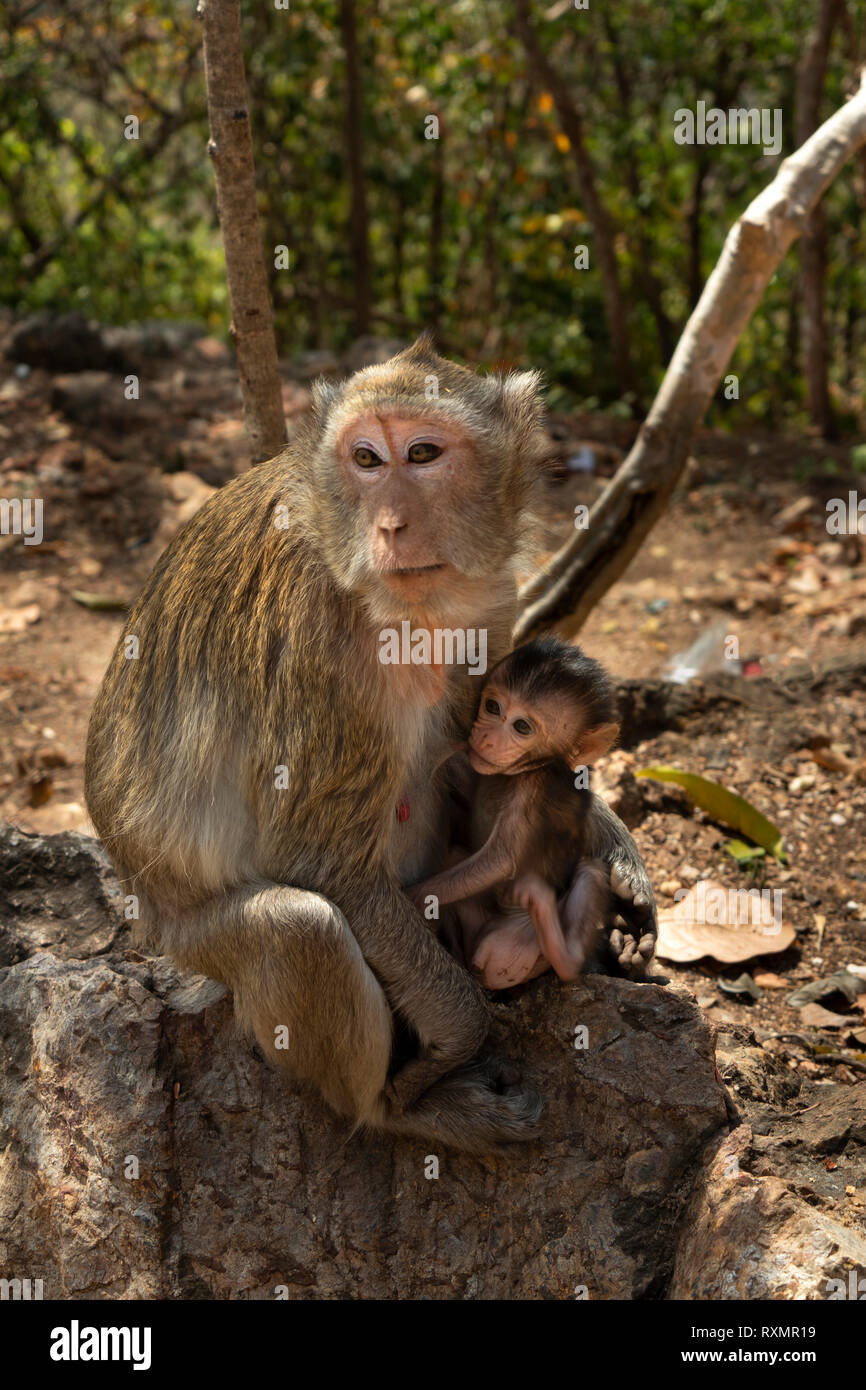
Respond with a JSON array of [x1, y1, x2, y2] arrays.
[[0, 602, 40, 633], [27, 772, 53, 807], [800, 1002, 851, 1029], [787, 566, 823, 596], [753, 971, 789, 989], [810, 744, 857, 775], [656, 879, 796, 964]]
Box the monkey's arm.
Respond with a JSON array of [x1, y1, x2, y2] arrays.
[[408, 786, 526, 908], [408, 830, 516, 909], [339, 873, 492, 1107], [579, 794, 658, 977]]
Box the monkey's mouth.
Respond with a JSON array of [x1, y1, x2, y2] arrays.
[[467, 746, 502, 775]]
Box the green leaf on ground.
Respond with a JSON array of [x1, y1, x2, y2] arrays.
[[70, 591, 129, 612], [724, 839, 767, 863], [637, 766, 788, 863]]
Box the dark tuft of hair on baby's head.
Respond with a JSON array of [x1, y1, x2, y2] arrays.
[[493, 636, 617, 730]]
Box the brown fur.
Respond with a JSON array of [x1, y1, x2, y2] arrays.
[[408, 638, 621, 988], [85, 338, 548, 1151], [86, 338, 656, 1150]]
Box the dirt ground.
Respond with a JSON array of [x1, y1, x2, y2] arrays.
[[1, 329, 865, 1232]]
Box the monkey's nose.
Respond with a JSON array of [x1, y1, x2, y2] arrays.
[[379, 520, 408, 541]]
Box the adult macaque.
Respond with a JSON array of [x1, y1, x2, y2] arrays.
[[410, 638, 654, 990], [85, 336, 656, 1153]]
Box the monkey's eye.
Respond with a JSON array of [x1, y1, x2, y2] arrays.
[[407, 442, 442, 464], [484, 698, 501, 716], [513, 718, 533, 737], [353, 445, 382, 468]]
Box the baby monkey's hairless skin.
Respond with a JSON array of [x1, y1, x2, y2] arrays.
[[409, 637, 654, 990]]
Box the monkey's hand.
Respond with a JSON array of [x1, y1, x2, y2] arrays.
[[579, 794, 659, 980], [408, 836, 515, 911], [405, 880, 433, 910]]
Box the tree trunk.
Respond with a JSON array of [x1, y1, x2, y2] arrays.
[[515, 77, 866, 643], [199, 0, 286, 465], [339, 0, 372, 336], [597, 11, 676, 364], [795, 0, 843, 436], [686, 154, 710, 310], [427, 126, 445, 331], [391, 191, 406, 319], [513, 0, 635, 398]]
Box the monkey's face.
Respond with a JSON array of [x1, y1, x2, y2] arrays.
[[309, 341, 548, 624], [335, 410, 486, 608], [468, 681, 580, 775]]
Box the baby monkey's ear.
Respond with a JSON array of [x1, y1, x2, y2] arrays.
[[573, 721, 620, 767]]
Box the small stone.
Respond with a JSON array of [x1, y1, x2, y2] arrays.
[[830, 813, 847, 827], [789, 775, 816, 794]]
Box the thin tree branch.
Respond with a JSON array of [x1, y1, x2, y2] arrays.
[[515, 74, 866, 642]]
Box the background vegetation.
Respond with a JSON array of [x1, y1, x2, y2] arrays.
[[1, 0, 864, 427]]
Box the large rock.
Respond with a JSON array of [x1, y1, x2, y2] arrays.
[[0, 825, 128, 966], [5, 312, 123, 373], [670, 1126, 866, 1300], [0, 831, 728, 1299]]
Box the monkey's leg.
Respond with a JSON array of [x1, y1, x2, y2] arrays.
[[507, 873, 585, 982], [472, 862, 609, 989], [166, 884, 394, 1122], [558, 859, 609, 977], [449, 893, 495, 966], [417, 846, 476, 964], [348, 880, 542, 1128], [579, 795, 658, 979], [167, 883, 540, 1149]]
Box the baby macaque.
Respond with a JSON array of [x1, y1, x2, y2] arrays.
[[409, 637, 622, 990]]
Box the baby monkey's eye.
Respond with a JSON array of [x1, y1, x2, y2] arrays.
[[407, 442, 442, 463], [353, 445, 382, 468], [513, 718, 533, 736], [484, 697, 501, 716]]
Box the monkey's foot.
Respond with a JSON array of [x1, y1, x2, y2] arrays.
[[381, 1057, 542, 1152], [386, 1051, 453, 1113], [603, 861, 660, 979], [607, 918, 667, 983]]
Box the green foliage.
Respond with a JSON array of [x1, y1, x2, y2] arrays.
[[0, 0, 863, 422]]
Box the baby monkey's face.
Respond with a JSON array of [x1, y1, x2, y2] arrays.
[[468, 679, 579, 775]]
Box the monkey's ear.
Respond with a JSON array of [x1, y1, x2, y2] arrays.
[[574, 721, 620, 767], [491, 369, 545, 436], [311, 377, 344, 425]]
